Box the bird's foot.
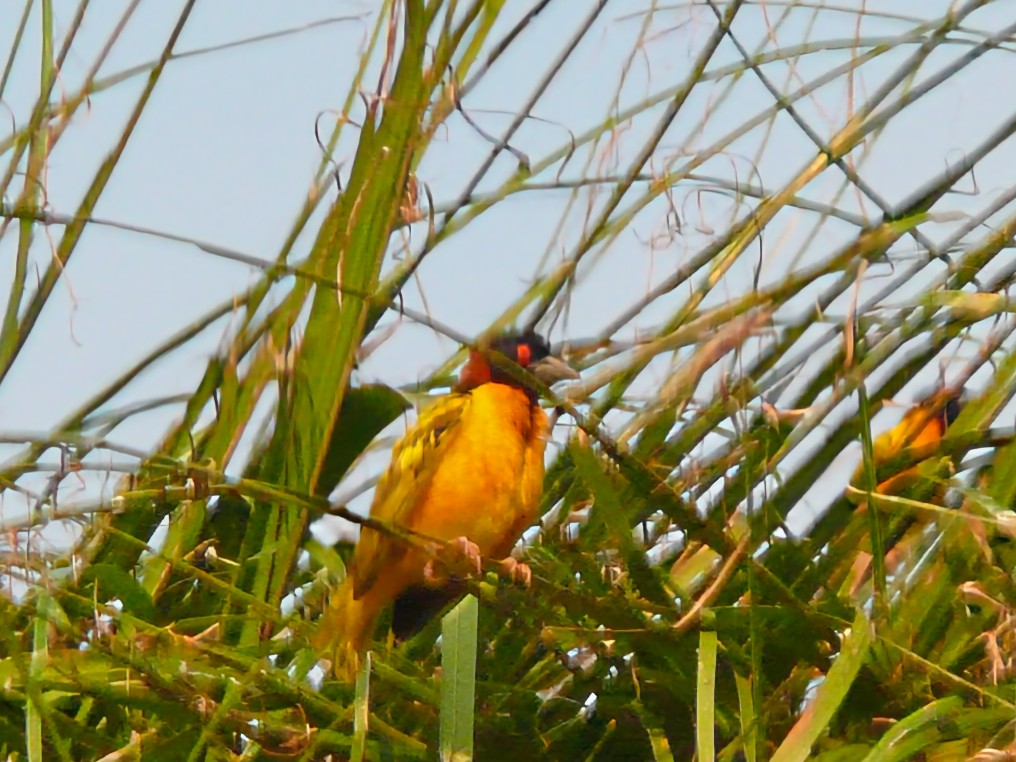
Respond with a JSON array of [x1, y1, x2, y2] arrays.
[[498, 556, 532, 588], [422, 555, 448, 587], [423, 536, 482, 587]]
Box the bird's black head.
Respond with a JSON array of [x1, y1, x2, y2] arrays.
[[943, 395, 962, 427], [488, 331, 551, 377], [457, 331, 578, 394]]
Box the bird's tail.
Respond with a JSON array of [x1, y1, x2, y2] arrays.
[[313, 578, 381, 682]]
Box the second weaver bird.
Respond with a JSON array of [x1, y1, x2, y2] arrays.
[[853, 391, 961, 495], [316, 332, 578, 679], [844, 390, 961, 596]]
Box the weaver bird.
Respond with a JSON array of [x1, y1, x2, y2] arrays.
[[316, 332, 578, 679], [856, 390, 961, 496], [844, 390, 961, 595]]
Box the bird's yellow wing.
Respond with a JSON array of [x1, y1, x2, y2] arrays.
[[853, 392, 960, 493], [871, 405, 944, 464], [351, 391, 472, 599]]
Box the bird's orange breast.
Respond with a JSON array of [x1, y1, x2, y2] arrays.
[[409, 383, 548, 560]]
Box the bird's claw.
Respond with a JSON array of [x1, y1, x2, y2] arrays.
[[422, 557, 446, 588], [450, 536, 483, 576], [499, 556, 532, 588], [423, 536, 482, 587]]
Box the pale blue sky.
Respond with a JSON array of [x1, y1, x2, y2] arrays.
[[2, 1, 1016, 546]]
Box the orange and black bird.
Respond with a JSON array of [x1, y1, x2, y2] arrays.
[[852, 390, 961, 495], [315, 332, 579, 679], [844, 390, 961, 595]]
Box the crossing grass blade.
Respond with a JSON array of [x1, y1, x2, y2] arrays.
[[771, 611, 873, 762], [696, 630, 718, 762], [352, 651, 371, 762]]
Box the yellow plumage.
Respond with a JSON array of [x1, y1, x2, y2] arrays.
[[853, 392, 960, 494], [842, 391, 961, 596], [316, 381, 549, 679]]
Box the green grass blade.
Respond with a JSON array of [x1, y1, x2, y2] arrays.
[[26, 606, 45, 762], [859, 696, 963, 762], [441, 594, 478, 762], [734, 673, 757, 762], [771, 611, 873, 762], [697, 630, 718, 762], [352, 651, 372, 762], [316, 383, 411, 498]]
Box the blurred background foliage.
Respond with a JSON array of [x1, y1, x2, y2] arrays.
[[3, 1, 1016, 760]]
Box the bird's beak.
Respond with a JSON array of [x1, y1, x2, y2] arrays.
[[530, 354, 580, 385]]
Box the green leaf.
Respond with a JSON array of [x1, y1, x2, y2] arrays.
[[441, 594, 478, 762], [570, 441, 669, 604], [631, 703, 675, 762], [570, 441, 635, 554], [26, 606, 45, 762], [697, 630, 718, 762], [770, 611, 873, 762], [316, 383, 411, 498], [859, 696, 963, 762], [80, 564, 156, 622], [351, 651, 371, 762], [734, 672, 757, 762], [33, 592, 71, 634]]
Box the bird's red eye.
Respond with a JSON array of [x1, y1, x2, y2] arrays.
[[516, 343, 532, 366]]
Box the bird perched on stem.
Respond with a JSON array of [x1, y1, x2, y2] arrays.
[[844, 390, 961, 596], [855, 390, 961, 496], [315, 332, 579, 680]]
